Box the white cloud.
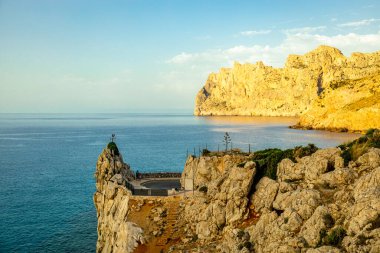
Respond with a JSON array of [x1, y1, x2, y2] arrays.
[[240, 30, 271, 36], [167, 30, 380, 68], [338, 18, 380, 27], [162, 29, 380, 108], [283, 26, 326, 34], [166, 52, 195, 64]]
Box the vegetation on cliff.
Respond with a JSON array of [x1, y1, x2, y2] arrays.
[[107, 141, 120, 156], [251, 144, 318, 184], [339, 128, 380, 166]]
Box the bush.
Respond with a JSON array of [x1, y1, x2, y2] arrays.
[[202, 149, 211, 156], [323, 213, 335, 228], [198, 185, 208, 193], [242, 241, 253, 250], [293, 143, 318, 158], [325, 227, 346, 246], [366, 128, 376, 137], [107, 142, 120, 156], [339, 129, 380, 166], [251, 148, 295, 184], [236, 229, 245, 239]]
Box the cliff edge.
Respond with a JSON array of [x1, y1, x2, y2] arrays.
[[194, 46, 380, 131], [94, 143, 144, 253]]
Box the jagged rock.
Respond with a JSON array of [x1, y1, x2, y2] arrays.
[[346, 167, 380, 235], [318, 168, 357, 187], [182, 154, 255, 240], [94, 147, 143, 253], [277, 158, 303, 182], [300, 206, 331, 247], [354, 148, 380, 173], [95, 140, 380, 252], [194, 46, 380, 131], [273, 189, 321, 220], [305, 246, 341, 253], [342, 228, 380, 253], [250, 177, 279, 213], [277, 148, 342, 183]]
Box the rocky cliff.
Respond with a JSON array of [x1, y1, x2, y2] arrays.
[[94, 146, 145, 253], [95, 132, 380, 252], [176, 131, 380, 252], [194, 46, 380, 131]]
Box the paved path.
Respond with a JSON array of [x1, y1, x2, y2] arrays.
[[131, 177, 181, 190]]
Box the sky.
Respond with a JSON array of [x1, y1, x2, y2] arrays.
[[0, 0, 380, 113]]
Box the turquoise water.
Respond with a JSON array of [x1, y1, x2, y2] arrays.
[[0, 113, 361, 252]]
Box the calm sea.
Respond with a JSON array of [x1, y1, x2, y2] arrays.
[[0, 113, 361, 252]]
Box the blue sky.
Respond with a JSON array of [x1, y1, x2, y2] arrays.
[[0, 0, 379, 113]]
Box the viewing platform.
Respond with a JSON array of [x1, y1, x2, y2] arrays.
[[125, 172, 183, 197]]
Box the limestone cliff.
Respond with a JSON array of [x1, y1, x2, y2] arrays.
[[296, 72, 380, 131], [194, 46, 380, 131], [95, 133, 380, 252], [94, 146, 144, 253], [175, 132, 380, 253]]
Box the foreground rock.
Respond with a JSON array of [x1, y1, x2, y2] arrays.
[[95, 137, 380, 252], [194, 45, 380, 132], [94, 147, 145, 253]]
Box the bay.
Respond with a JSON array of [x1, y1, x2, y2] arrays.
[[0, 113, 360, 252]]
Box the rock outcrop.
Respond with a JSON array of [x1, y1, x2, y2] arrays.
[[245, 147, 380, 253], [95, 134, 380, 252], [181, 154, 256, 240], [194, 46, 380, 131], [94, 147, 144, 253]]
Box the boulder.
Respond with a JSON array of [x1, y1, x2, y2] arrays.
[[250, 177, 279, 212]]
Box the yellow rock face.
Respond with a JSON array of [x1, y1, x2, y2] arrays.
[[298, 73, 380, 132], [194, 45, 380, 131]]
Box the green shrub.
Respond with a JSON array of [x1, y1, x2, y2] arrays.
[[242, 241, 253, 250], [251, 148, 295, 184], [325, 227, 346, 246], [340, 149, 352, 166], [318, 229, 327, 246], [237, 162, 246, 168], [202, 149, 211, 156], [107, 142, 120, 156], [198, 185, 208, 193], [366, 128, 376, 137], [236, 229, 245, 239], [323, 213, 335, 228], [339, 129, 380, 166], [293, 143, 318, 158]]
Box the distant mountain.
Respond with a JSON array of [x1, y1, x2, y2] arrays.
[[194, 45, 380, 132]]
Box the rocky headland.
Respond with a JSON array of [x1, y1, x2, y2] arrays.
[[94, 131, 380, 252], [194, 46, 380, 132]]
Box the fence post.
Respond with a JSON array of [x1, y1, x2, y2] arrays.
[[249, 144, 251, 153]]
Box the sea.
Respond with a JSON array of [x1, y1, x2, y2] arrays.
[[0, 113, 361, 252]]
